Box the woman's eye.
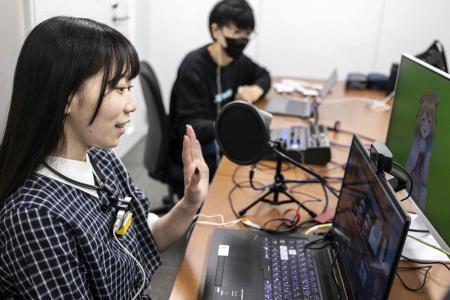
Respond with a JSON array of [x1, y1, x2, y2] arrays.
[[116, 86, 133, 94]]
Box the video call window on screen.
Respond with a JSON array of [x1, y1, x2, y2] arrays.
[[332, 138, 408, 300], [386, 54, 450, 246]]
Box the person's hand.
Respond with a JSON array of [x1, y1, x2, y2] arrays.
[[181, 125, 209, 211], [236, 85, 263, 103]]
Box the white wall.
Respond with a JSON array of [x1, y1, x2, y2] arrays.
[[143, 0, 450, 108], [374, 0, 450, 72], [2, 0, 450, 153], [0, 0, 27, 140]]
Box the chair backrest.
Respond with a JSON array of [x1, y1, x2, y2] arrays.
[[139, 61, 169, 181]]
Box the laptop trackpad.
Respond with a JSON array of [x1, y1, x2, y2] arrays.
[[214, 257, 257, 299]]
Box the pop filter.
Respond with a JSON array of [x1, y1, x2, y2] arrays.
[[215, 101, 272, 165]]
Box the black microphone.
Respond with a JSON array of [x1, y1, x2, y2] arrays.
[[215, 101, 272, 165]]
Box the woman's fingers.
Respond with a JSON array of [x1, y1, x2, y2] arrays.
[[186, 125, 196, 161], [186, 124, 204, 162], [182, 135, 192, 167]]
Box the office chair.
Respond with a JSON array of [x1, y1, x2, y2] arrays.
[[139, 61, 183, 215]]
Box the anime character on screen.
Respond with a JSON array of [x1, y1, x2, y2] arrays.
[[405, 92, 439, 210]]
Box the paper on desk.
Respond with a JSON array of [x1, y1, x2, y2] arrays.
[[401, 213, 450, 263], [273, 79, 323, 95]]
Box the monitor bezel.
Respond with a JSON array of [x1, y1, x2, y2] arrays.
[[387, 53, 450, 251], [331, 135, 411, 300]]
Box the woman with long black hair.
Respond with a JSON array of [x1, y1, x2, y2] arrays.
[[0, 16, 208, 299]]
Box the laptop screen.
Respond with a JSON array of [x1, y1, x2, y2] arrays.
[[331, 136, 410, 300]]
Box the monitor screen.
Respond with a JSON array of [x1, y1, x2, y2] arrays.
[[332, 136, 410, 300], [386, 54, 450, 246]]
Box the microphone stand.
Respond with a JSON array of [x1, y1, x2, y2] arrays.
[[238, 141, 318, 218]]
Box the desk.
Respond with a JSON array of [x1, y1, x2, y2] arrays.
[[169, 82, 450, 300]]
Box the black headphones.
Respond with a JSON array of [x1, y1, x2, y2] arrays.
[[43, 160, 133, 236]]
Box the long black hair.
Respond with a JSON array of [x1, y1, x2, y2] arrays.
[[0, 16, 139, 203]]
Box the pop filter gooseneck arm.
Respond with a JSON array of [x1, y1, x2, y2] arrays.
[[270, 145, 340, 199]]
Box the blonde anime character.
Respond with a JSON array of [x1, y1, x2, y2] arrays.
[[405, 92, 439, 210]]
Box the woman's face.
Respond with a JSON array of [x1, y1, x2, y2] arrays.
[[420, 112, 432, 139], [65, 72, 136, 150]]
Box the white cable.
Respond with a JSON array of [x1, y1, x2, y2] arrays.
[[193, 214, 240, 227], [194, 213, 225, 223], [196, 220, 240, 227], [114, 232, 147, 300], [117, 157, 149, 298]]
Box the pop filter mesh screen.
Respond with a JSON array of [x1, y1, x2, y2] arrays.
[[216, 103, 268, 165]]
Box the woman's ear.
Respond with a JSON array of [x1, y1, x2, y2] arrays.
[[65, 94, 76, 115]]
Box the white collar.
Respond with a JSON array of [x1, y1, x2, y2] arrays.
[[36, 155, 99, 198]]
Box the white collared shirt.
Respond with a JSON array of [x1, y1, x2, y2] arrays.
[[36, 154, 160, 230], [36, 155, 99, 198]]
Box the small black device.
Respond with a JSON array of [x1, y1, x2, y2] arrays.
[[264, 124, 331, 165], [345, 72, 367, 90], [202, 136, 410, 300], [369, 140, 393, 173]]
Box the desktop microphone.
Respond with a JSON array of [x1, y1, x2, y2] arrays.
[[215, 101, 272, 165]]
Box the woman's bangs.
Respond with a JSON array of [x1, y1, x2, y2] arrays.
[[108, 37, 140, 87]]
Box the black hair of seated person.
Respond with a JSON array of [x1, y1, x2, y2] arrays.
[[0, 16, 139, 203], [208, 0, 255, 39]]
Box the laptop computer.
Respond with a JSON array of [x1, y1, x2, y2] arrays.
[[264, 69, 337, 118], [202, 136, 410, 300]]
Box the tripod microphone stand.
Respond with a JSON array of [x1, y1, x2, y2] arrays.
[[238, 142, 317, 218]]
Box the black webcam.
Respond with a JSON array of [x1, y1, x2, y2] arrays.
[[369, 141, 393, 173]]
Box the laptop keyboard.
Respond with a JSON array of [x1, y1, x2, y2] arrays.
[[262, 237, 321, 300]]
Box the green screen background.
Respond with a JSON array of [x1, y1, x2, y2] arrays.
[[386, 55, 450, 245]]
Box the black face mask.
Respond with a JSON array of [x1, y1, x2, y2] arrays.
[[224, 37, 249, 59]]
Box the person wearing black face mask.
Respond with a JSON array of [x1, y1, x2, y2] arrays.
[[223, 35, 249, 59], [169, 0, 271, 192]]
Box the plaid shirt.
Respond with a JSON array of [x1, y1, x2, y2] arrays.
[[0, 148, 161, 299]]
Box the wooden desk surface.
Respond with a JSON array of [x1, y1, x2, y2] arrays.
[[169, 83, 450, 300]]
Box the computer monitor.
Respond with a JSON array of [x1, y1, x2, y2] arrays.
[[332, 136, 410, 300], [386, 53, 450, 248]]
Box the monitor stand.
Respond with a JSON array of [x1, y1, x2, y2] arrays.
[[402, 212, 450, 263]]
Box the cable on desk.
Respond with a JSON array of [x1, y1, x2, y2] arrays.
[[395, 255, 450, 292], [282, 207, 301, 226], [407, 234, 450, 256], [408, 228, 429, 233], [262, 218, 298, 235], [329, 160, 347, 171], [231, 165, 267, 189], [304, 223, 333, 235], [401, 256, 450, 270], [256, 160, 293, 172], [395, 265, 433, 292], [227, 179, 323, 234], [392, 161, 414, 202], [326, 122, 376, 143]]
